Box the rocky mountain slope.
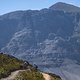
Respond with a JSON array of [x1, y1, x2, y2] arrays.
[[50, 2, 80, 12], [0, 2, 80, 80]]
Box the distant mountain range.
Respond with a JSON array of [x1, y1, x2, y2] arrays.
[[0, 2, 80, 80]]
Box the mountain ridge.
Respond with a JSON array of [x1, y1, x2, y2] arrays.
[[1, 2, 80, 16], [49, 2, 80, 12]]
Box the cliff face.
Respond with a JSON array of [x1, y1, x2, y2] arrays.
[[0, 2, 80, 80]]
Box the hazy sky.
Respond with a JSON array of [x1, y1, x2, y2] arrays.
[[0, 0, 80, 15]]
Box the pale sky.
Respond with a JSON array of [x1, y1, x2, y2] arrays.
[[0, 0, 80, 15]]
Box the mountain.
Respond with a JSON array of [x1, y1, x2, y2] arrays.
[[49, 2, 80, 12], [0, 53, 61, 80], [0, 2, 80, 80]]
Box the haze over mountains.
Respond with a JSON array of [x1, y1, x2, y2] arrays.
[[0, 2, 80, 80]]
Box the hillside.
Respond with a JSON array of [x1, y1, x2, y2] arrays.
[[0, 53, 24, 79], [0, 53, 61, 80]]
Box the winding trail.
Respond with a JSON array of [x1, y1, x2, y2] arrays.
[[1, 70, 53, 80], [1, 70, 25, 80], [42, 73, 52, 80]]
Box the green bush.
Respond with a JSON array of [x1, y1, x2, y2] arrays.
[[0, 54, 23, 78]]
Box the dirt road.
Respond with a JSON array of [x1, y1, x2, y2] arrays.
[[42, 73, 52, 80], [1, 70, 25, 80]]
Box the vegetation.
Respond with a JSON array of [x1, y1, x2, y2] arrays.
[[14, 69, 61, 80], [0, 53, 62, 80], [14, 69, 45, 80], [0, 53, 24, 79]]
